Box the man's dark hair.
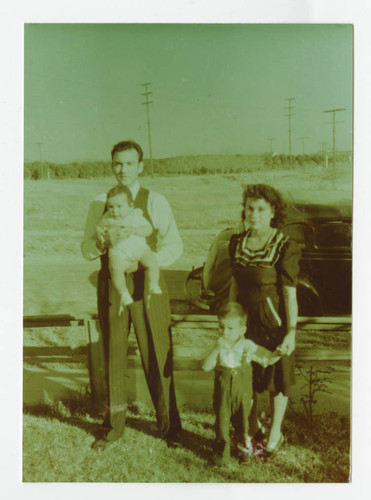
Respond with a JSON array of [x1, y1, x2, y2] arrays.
[[241, 184, 287, 228], [111, 140, 143, 162], [106, 184, 133, 205]]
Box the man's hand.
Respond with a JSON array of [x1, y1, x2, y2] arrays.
[[96, 226, 107, 252]]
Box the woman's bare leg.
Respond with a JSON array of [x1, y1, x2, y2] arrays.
[[267, 391, 288, 449]]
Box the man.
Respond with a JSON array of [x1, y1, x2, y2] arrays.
[[81, 140, 183, 448]]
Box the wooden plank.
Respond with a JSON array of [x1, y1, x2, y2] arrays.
[[171, 314, 218, 322], [23, 315, 86, 328], [23, 313, 352, 329]]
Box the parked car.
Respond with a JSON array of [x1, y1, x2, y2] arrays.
[[185, 200, 352, 317]]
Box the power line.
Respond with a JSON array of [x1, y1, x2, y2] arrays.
[[141, 82, 154, 178], [284, 98, 295, 168], [323, 108, 346, 171]]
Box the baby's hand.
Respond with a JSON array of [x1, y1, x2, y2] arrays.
[[119, 226, 134, 239], [106, 226, 131, 246]]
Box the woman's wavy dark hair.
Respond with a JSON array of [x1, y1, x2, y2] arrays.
[[241, 184, 287, 228]]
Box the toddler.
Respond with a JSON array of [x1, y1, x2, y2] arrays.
[[202, 302, 280, 465], [96, 185, 162, 312]]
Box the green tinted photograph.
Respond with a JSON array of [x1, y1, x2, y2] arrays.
[[23, 23, 352, 482]]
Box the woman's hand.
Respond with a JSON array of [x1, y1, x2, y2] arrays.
[[277, 330, 296, 356], [280, 286, 298, 356]]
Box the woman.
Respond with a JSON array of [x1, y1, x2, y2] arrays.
[[229, 184, 301, 456]]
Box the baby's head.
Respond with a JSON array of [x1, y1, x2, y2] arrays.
[[217, 302, 247, 345], [106, 185, 133, 219]]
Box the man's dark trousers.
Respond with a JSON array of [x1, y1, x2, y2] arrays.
[[97, 188, 181, 440]]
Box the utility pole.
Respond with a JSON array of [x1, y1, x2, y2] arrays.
[[284, 98, 295, 168], [322, 108, 346, 170], [321, 142, 329, 168], [141, 82, 154, 177], [297, 137, 310, 155], [268, 138, 275, 154], [35, 142, 44, 179]]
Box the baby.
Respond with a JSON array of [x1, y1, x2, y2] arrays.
[[96, 185, 162, 311], [202, 302, 281, 466]]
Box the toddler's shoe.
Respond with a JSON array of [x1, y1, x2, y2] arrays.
[[237, 436, 254, 465]]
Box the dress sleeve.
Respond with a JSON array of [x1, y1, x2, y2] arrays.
[[278, 238, 301, 287]]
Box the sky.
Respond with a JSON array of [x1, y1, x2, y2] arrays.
[[24, 23, 353, 162]]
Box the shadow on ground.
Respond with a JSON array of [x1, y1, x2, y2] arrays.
[[23, 397, 214, 461]]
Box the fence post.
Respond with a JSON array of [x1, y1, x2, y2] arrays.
[[84, 319, 108, 409]]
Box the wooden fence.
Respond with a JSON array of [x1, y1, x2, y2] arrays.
[[23, 313, 351, 405]]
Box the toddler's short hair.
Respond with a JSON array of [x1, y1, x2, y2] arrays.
[[106, 185, 133, 205], [217, 302, 247, 326]]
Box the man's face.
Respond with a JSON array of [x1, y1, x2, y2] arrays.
[[112, 149, 144, 188]]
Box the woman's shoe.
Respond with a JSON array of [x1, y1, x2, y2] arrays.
[[265, 433, 284, 456]]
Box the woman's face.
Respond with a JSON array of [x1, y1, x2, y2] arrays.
[[244, 197, 274, 231]]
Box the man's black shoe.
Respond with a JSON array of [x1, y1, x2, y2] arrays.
[[92, 429, 123, 449], [91, 437, 109, 450], [166, 432, 183, 448]]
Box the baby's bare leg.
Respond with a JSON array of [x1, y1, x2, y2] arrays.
[[109, 254, 133, 307], [139, 249, 162, 294]]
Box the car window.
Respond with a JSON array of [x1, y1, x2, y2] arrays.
[[282, 222, 310, 247], [314, 221, 352, 249]]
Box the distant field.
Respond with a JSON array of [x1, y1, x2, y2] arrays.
[[24, 168, 352, 316]]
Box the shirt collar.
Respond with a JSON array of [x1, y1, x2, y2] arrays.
[[130, 182, 141, 200]]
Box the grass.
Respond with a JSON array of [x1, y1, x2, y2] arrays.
[[23, 395, 350, 483]]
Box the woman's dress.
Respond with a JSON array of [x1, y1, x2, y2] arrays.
[[229, 228, 301, 395]]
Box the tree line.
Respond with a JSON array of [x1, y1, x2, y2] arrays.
[[24, 152, 351, 180]]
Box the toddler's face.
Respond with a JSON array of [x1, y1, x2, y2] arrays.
[[218, 316, 246, 345], [106, 193, 132, 219]]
